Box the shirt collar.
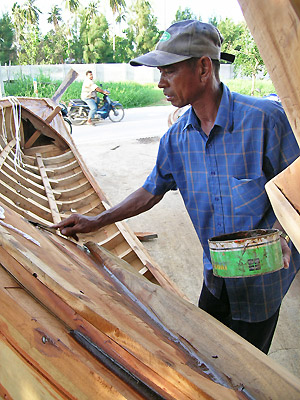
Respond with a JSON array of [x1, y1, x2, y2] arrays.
[[214, 83, 234, 132], [182, 83, 234, 133]]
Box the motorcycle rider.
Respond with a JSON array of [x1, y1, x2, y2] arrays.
[[81, 70, 109, 125]]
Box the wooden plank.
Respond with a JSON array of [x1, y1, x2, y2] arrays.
[[0, 271, 138, 400], [0, 180, 52, 220], [0, 242, 238, 399], [134, 232, 158, 241], [45, 159, 80, 175], [24, 129, 42, 149], [2, 153, 43, 185], [0, 168, 49, 208], [265, 157, 300, 252], [51, 171, 86, 188], [42, 151, 75, 167], [36, 153, 61, 224], [58, 191, 100, 213], [45, 105, 63, 124], [56, 181, 92, 200], [1, 161, 46, 196], [0, 138, 16, 168], [0, 263, 198, 400], [0, 204, 299, 399], [52, 69, 79, 103], [237, 0, 300, 146], [0, 193, 52, 225]]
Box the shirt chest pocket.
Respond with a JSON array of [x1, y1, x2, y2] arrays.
[[230, 176, 270, 217]]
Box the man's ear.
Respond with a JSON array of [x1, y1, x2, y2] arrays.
[[197, 56, 213, 82]]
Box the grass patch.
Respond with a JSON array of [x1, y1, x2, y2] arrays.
[[224, 79, 276, 97], [4, 74, 278, 108], [4, 75, 165, 108]]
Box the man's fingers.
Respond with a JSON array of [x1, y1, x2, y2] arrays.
[[280, 238, 291, 269]]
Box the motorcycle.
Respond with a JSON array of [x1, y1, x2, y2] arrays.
[[67, 93, 125, 126], [59, 102, 72, 134]]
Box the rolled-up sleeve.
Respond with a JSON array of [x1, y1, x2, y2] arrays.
[[143, 136, 177, 195]]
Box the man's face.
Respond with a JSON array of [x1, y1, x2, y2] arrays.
[[157, 60, 201, 108], [87, 72, 93, 80]]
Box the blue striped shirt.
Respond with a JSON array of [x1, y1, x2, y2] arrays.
[[143, 84, 300, 322]]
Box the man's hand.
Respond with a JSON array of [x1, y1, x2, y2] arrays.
[[51, 214, 100, 241], [280, 236, 291, 269]]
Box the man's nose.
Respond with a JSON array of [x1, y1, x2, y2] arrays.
[[158, 74, 167, 88]]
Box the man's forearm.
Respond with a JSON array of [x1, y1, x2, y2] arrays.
[[96, 187, 164, 228]]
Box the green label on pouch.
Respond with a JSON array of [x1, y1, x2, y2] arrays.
[[160, 32, 171, 42]]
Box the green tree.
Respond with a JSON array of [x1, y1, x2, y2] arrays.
[[11, 2, 25, 60], [42, 26, 68, 64], [127, 0, 160, 58], [114, 32, 134, 62], [47, 5, 62, 33], [0, 13, 15, 64], [217, 18, 244, 57], [208, 16, 219, 27], [80, 12, 113, 63], [233, 23, 267, 95], [172, 7, 197, 23], [11, 0, 42, 65], [19, 26, 41, 64]]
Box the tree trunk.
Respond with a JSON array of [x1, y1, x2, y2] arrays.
[[251, 72, 256, 96]]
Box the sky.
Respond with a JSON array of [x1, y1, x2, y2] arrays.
[[0, 0, 245, 33]]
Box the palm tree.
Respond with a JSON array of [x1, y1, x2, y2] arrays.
[[47, 5, 62, 32], [12, 2, 25, 59], [63, 0, 80, 13], [86, 1, 99, 22], [22, 0, 41, 25], [109, 0, 126, 14], [109, 0, 126, 53], [62, 0, 81, 59]]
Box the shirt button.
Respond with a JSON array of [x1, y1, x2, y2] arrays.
[[215, 197, 219, 201], [211, 171, 216, 175]]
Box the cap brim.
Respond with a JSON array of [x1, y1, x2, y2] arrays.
[[130, 50, 191, 67], [220, 52, 235, 63]]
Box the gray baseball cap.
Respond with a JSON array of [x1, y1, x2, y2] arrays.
[[130, 20, 235, 67]]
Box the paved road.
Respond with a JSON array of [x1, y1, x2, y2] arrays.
[[72, 105, 175, 145]]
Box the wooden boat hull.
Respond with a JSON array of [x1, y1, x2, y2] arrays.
[[0, 96, 184, 297]]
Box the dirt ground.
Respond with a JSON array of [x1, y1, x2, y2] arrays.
[[72, 105, 300, 379]]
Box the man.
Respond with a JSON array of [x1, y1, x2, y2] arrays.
[[53, 20, 300, 354], [81, 70, 109, 125]]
